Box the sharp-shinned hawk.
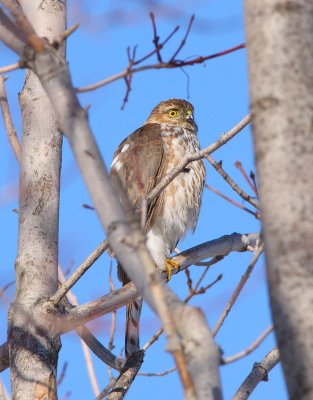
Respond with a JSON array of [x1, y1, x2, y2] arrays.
[[110, 98, 206, 357]]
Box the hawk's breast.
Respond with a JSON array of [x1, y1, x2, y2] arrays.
[[146, 124, 205, 269]]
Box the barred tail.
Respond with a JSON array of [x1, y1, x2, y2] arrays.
[[125, 296, 142, 358], [118, 263, 143, 358]]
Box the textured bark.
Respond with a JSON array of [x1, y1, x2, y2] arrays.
[[8, 2, 66, 399], [245, 1, 313, 398]]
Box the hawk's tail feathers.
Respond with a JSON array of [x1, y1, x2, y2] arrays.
[[125, 296, 143, 358]]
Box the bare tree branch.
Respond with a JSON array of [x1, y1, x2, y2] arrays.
[[51, 239, 109, 304], [61, 233, 260, 332], [223, 326, 273, 364], [0, 75, 21, 162], [0, 62, 20, 73], [232, 348, 280, 400], [205, 184, 260, 219], [139, 366, 176, 377], [172, 232, 260, 273], [0, 0, 45, 51], [106, 351, 144, 400], [0, 8, 26, 53], [213, 244, 263, 336], [234, 161, 258, 196], [58, 267, 100, 397], [206, 155, 259, 210], [76, 325, 124, 372]]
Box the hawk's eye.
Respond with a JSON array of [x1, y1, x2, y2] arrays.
[[168, 110, 179, 118]]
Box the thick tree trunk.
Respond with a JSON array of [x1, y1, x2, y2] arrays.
[[244, 1, 313, 399], [9, 2, 66, 399]]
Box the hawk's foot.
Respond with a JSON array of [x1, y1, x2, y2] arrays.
[[165, 259, 180, 281]]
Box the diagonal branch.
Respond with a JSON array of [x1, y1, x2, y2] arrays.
[[106, 351, 144, 400], [223, 325, 273, 364], [206, 155, 259, 209], [51, 239, 109, 304], [0, 62, 20, 73], [0, 0, 45, 51], [212, 244, 263, 337], [232, 348, 280, 400], [0, 75, 21, 162]]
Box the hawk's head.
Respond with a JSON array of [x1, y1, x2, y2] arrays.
[[145, 99, 198, 131]]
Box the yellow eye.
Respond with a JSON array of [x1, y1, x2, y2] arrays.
[[186, 110, 192, 116], [168, 110, 179, 118]]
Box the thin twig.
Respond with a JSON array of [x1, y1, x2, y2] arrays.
[[53, 23, 80, 45], [135, 15, 179, 65], [169, 14, 195, 62], [108, 261, 117, 352], [235, 161, 258, 195], [143, 273, 222, 352], [58, 267, 100, 397], [57, 362, 68, 386], [0, 75, 21, 162], [51, 239, 109, 304], [139, 366, 176, 377], [76, 43, 245, 93], [149, 12, 163, 63], [0, 280, 15, 298], [107, 261, 117, 381], [223, 326, 274, 364], [60, 391, 71, 400], [212, 244, 264, 336], [205, 184, 260, 219], [249, 171, 259, 197], [206, 155, 259, 210], [0, 62, 20, 73], [184, 268, 193, 291], [185, 273, 222, 303]]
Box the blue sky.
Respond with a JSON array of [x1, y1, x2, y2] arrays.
[[0, 1, 287, 399]]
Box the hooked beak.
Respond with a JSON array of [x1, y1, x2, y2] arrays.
[[186, 113, 194, 121]]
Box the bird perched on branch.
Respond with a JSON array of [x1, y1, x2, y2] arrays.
[[110, 98, 205, 358]]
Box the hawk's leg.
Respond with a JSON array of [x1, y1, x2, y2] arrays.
[[165, 259, 180, 281]]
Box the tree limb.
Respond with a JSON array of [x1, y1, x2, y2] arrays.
[[106, 351, 144, 400], [232, 348, 280, 400], [0, 75, 21, 162]]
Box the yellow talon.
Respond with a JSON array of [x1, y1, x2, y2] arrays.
[[165, 259, 180, 281]]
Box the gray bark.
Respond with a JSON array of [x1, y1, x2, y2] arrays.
[[8, 1, 66, 399], [233, 349, 280, 400], [245, 1, 313, 398]]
